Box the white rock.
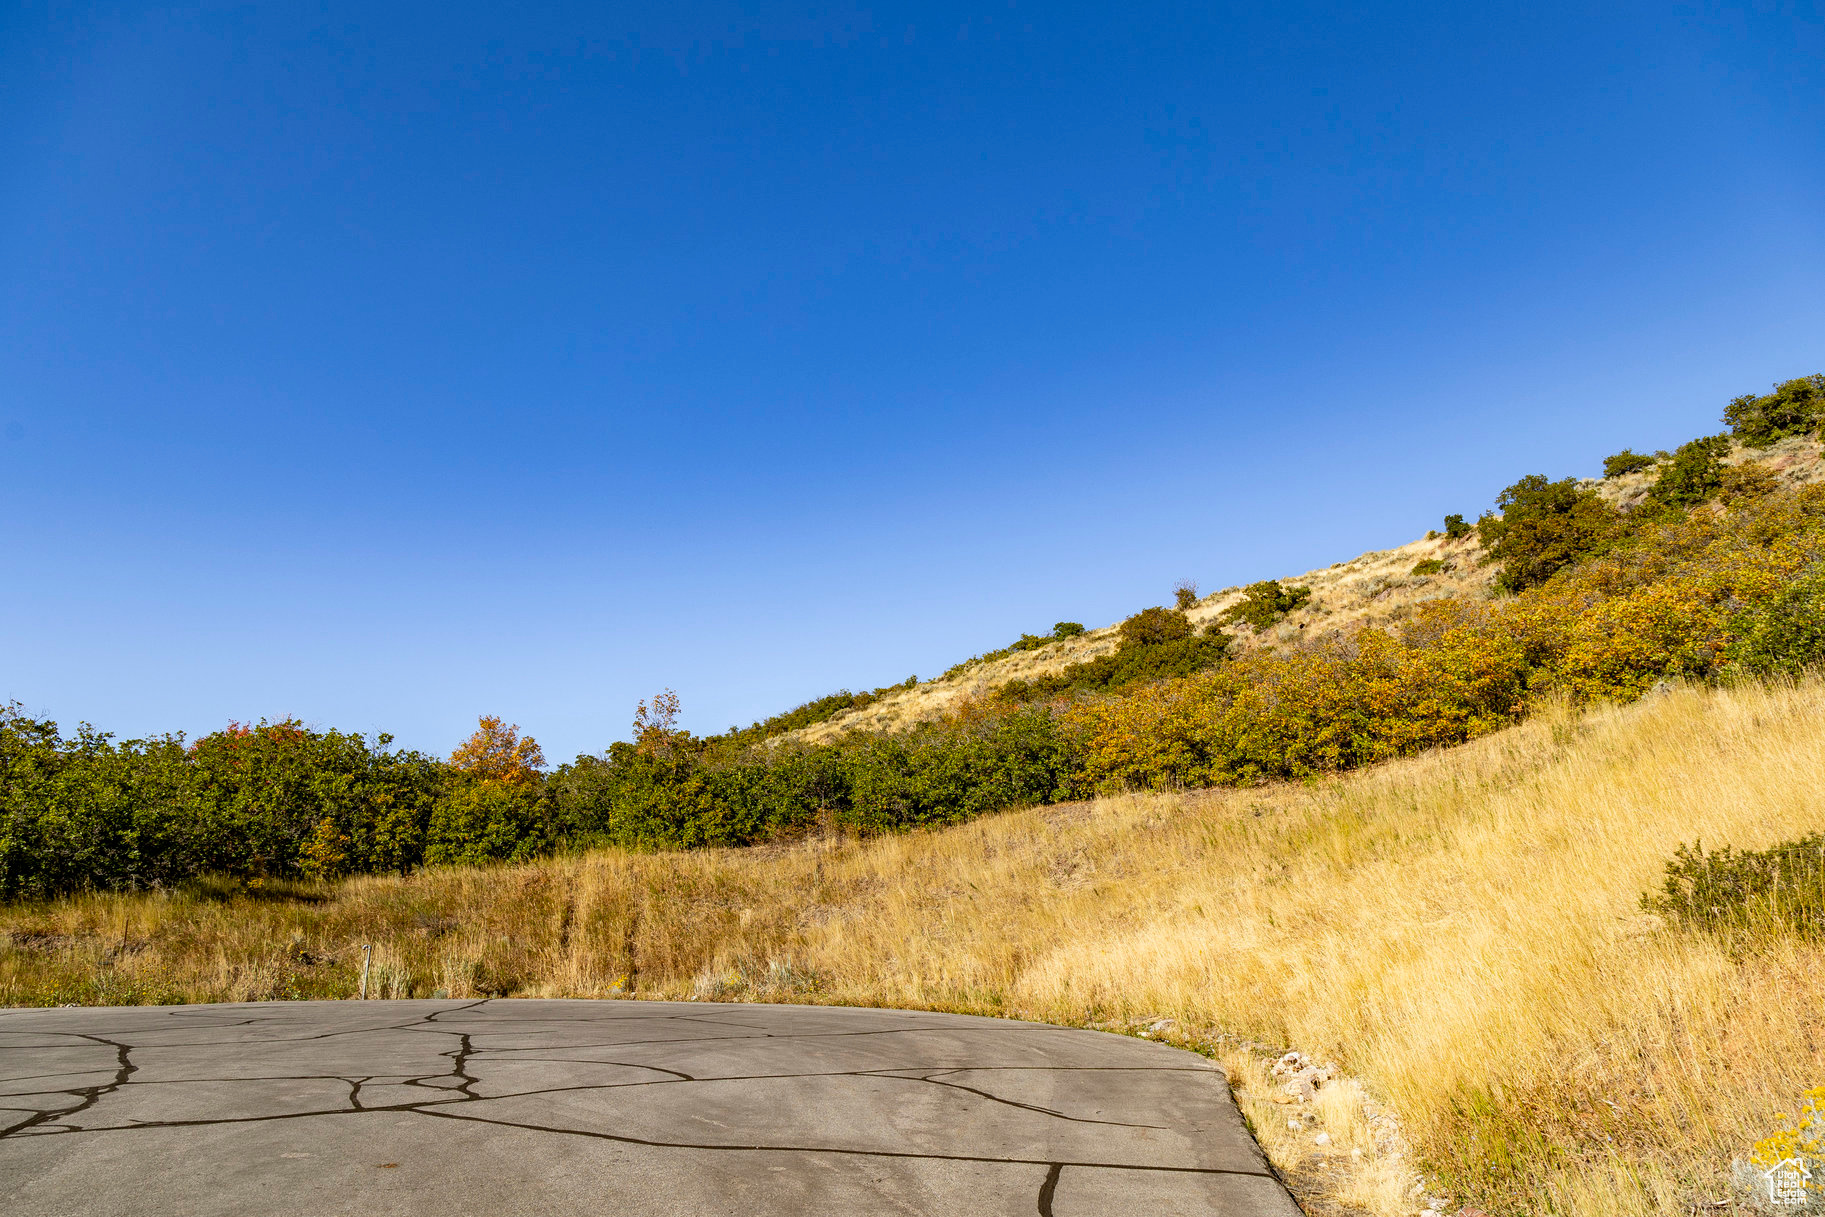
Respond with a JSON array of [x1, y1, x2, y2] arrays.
[[1314, 1132, 1332, 1146]]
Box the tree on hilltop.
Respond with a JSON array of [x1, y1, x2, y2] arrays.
[[1724, 375, 1824, 446]]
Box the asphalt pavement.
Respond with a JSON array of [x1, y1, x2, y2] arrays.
[[0, 999, 1300, 1216]]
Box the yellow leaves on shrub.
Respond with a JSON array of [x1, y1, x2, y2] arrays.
[[298, 818, 350, 880], [1066, 625, 1531, 790], [1751, 1086, 1825, 1171], [1060, 675, 1215, 791], [1068, 484, 1825, 792], [1555, 579, 1731, 699]]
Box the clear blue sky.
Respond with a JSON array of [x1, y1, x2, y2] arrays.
[[3, 2, 1821, 761]]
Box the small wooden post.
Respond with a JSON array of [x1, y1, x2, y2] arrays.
[[359, 944, 372, 1000]]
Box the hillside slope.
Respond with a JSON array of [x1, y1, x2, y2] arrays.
[[795, 435, 1825, 742], [7, 680, 1822, 1216]]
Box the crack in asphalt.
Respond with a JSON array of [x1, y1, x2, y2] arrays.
[[408, 1106, 1272, 1179], [0, 1003, 1277, 1209], [0, 1034, 137, 1138], [1037, 1162, 1063, 1216], [893, 1069, 1170, 1130]]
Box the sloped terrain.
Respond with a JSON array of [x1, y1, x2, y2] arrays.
[[7, 681, 1823, 1215], [796, 437, 1825, 742]]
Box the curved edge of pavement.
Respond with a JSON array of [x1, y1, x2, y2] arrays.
[[0, 998, 1303, 1217]]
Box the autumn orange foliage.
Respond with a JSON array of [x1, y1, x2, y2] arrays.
[[632, 690, 684, 757], [448, 716, 545, 785]]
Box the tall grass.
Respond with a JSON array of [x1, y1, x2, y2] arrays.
[[4, 680, 1822, 1213]]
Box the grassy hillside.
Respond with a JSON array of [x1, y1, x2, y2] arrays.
[[798, 433, 1825, 741], [8, 387, 1824, 892], [6, 679, 1823, 1215]]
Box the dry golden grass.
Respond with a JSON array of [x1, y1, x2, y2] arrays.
[[6, 680, 1825, 1213]]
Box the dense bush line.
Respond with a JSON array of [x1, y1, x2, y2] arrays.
[[548, 703, 1078, 850], [5, 376, 1824, 896], [0, 719, 447, 899]]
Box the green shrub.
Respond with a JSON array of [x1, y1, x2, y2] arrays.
[[549, 705, 1080, 848], [993, 610, 1228, 705], [1120, 607, 1194, 647], [1642, 834, 1825, 938], [1052, 622, 1085, 639], [1478, 475, 1619, 593], [1648, 435, 1732, 507], [997, 634, 1230, 703], [1220, 581, 1312, 630], [837, 707, 1079, 834], [1603, 449, 1656, 478], [0, 712, 444, 899], [425, 780, 547, 866], [1174, 580, 1200, 610], [1724, 374, 1825, 446], [722, 690, 866, 743], [1411, 559, 1447, 576], [1010, 633, 1053, 653], [1443, 513, 1472, 540], [1728, 565, 1825, 675]]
